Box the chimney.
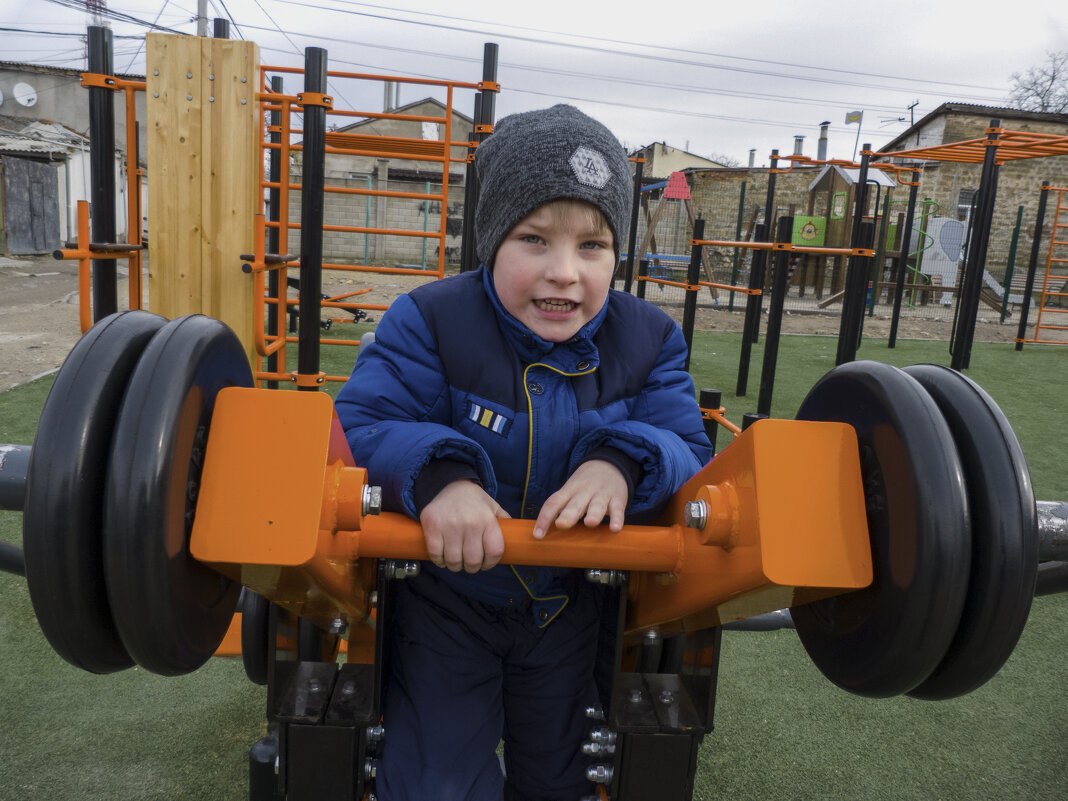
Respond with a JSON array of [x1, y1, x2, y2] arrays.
[[818, 121, 830, 160], [748, 149, 756, 168], [383, 81, 392, 112], [793, 135, 805, 156]]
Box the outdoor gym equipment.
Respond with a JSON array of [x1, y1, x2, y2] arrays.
[[1, 310, 1066, 801]]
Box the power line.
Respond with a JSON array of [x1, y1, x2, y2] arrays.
[[271, 0, 1006, 100], [326, 0, 1006, 93]]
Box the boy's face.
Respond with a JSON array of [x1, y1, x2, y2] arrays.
[[492, 202, 615, 343]]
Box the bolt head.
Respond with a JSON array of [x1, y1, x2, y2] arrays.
[[684, 499, 707, 529]]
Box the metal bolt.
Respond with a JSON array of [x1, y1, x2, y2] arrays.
[[385, 560, 420, 580], [186, 95, 193, 101], [307, 679, 322, 693], [585, 568, 625, 586], [153, 92, 159, 98], [241, 76, 248, 83], [581, 742, 601, 755], [364, 758, 378, 780], [208, 96, 214, 103], [659, 689, 675, 704], [153, 69, 159, 76], [186, 72, 192, 79], [628, 688, 643, 704], [209, 74, 214, 81], [369, 590, 378, 607], [241, 98, 247, 105], [363, 485, 382, 515], [586, 764, 613, 784], [328, 617, 347, 636], [590, 728, 616, 744], [366, 723, 385, 742], [684, 499, 708, 529], [644, 628, 660, 644], [584, 705, 605, 720]]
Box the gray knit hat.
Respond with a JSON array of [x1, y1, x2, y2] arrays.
[[474, 104, 631, 268]]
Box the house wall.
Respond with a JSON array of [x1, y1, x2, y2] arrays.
[[882, 110, 1068, 284], [635, 143, 722, 179], [1, 63, 144, 249], [285, 99, 473, 267], [0, 64, 146, 156], [286, 175, 467, 268]]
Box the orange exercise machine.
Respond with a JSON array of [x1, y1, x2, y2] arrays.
[[3, 311, 1062, 801]]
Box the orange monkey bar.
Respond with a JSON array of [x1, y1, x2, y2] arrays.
[[876, 127, 1068, 165], [190, 387, 872, 635], [255, 64, 493, 385]]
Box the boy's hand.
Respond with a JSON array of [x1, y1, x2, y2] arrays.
[[420, 480, 510, 573], [532, 459, 628, 540]]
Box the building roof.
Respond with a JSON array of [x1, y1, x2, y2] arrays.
[[630, 141, 726, 168], [0, 117, 87, 158], [879, 102, 1068, 153], [808, 164, 896, 192], [0, 59, 144, 81]]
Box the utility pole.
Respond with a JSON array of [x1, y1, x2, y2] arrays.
[[197, 0, 209, 36], [908, 99, 919, 126], [86, 0, 106, 27]]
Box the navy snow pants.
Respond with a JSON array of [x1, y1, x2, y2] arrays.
[[375, 569, 603, 801]]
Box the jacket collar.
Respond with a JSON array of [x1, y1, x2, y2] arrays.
[[479, 265, 605, 370]]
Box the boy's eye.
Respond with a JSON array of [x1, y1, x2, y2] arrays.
[[580, 239, 609, 250], [518, 233, 544, 245]]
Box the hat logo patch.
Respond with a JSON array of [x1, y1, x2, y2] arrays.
[[569, 146, 611, 189]]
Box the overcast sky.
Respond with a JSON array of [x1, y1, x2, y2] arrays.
[[3, 0, 1067, 165]]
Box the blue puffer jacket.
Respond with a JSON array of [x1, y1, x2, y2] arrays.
[[335, 266, 712, 625]]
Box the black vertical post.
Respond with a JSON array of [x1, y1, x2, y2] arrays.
[[297, 48, 328, 390], [636, 258, 649, 300], [736, 222, 768, 396], [699, 389, 721, 454], [729, 181, 747, 312], [213, 18, 230, 38], [749, 150, 780, 343], [267, 76, 283, 389], [1000, 205, 1025, 324], [1016, 182, 1050, 350], [835, 145, 872, 365], [623, 159, 644, 293], [460, 93, 482, 272], [479, 43, 498, 130], [757, 216, 793, 417], [889, 168, 920, 348], [836, 222, 876, 365], [88, 25, 117, 321], [460, 43, 498, 272], [951, 120, 1001, 371], [681, 218, 704, 371]]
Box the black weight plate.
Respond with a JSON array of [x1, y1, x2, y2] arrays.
[[791, 360, 971, 698], [104, 315, 253, 676], [240, 588, 270, 686], [903, 364, 1038, 700], [22, 311, 166, 674]]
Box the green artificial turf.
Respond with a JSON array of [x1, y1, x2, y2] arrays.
[[1, 330, 1065, 800]]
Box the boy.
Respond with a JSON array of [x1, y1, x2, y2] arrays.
[[335, 104, 712, 801]]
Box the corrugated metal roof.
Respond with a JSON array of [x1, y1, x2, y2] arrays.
[[0, 118, 87, 158], [807, 164, 896, 192]]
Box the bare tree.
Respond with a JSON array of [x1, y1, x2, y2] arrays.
[[1008, 50, 1068, 113], [709, 152, 742, 168]]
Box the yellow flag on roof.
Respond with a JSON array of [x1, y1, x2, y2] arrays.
[[845, 110, 863, 125]]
